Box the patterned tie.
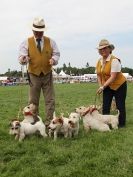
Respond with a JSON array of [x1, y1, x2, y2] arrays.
[[36, 38, 41, 52]]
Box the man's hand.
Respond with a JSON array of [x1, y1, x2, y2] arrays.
[[49, 58, 55, 65], [19, 56, 30, 65], [97, 86, 104, 94]]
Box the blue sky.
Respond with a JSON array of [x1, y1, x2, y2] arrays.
[[0, 0, 133, 73]]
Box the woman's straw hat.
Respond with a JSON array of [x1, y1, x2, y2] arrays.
[[97, 39, 115, 50]]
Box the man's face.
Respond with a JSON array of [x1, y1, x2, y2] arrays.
[[33, 30, 44, 39]]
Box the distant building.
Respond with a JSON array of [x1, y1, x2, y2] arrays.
[[0, 76, 8, 81], [0, 76, 9, 86], [123, 73, 133, 81]]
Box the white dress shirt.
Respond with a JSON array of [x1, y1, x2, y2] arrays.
[[18, 36, 60, 65]]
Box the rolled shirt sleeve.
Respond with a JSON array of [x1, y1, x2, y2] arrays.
[[50, 38, 60, 65], [18, 39, 28, 63], [111, 59, 121, 72]]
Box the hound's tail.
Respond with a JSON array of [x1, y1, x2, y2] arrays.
[[116, 109, 120, 117]]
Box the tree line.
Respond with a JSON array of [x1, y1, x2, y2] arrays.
[[56, 63, 133, 76], [0, 63, 133, 77]]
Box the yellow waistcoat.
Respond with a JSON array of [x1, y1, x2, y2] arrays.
[[96, 55, 126, 90], [28, 36, 53, 76]]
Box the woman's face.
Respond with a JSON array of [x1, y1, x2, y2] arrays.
[[98, 47, 111, 58]]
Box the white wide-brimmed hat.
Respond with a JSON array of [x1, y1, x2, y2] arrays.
[[32, 17, 45, 32], [97, 39, 115, 50]]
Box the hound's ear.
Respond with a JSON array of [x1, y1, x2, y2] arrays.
[[16, 122, 21, 127], [81, 112, 85, 116], [9, 118, 17, 126], [68, 120, 75, 128], [58, 118, 63, 124], [68, 120, 72, 124]]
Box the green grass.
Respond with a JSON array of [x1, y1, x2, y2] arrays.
[[0, 83, 133, 177]]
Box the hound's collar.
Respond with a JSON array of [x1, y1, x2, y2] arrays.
[[90, 108, 98, 114], [24, 112, 33, 116], [82, 108, 90, 116], [82, 107, 98, 116]]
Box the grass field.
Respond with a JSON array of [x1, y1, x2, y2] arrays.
[[0, 83, 133, 177]]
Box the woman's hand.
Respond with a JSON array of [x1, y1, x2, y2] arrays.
[[97, 86, 104, 94]]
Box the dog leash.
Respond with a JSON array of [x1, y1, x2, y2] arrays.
[[17, 65, 25, 119], [16, 71, 23, 120], [26, 64, 33, 87], [94, 93, 102, 107], [94, 93, 97, 106], [16, 65, 26, 120]]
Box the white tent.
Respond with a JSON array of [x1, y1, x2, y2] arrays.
[[52, 69, 58, 77], [59, 70, 70, 78], [59, 70, 66, 76]]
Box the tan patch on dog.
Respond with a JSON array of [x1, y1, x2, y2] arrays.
[[53, 117, 63, 124]]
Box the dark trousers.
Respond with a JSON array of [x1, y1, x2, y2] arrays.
[[102, 82, 127, 127]]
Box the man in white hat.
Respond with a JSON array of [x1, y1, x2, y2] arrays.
[[18, 17, 60, 126]]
